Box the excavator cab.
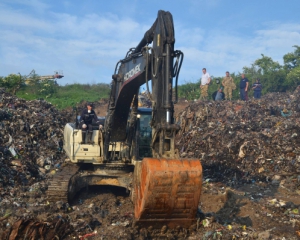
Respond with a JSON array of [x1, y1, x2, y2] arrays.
[[136, 108, 152, 159]]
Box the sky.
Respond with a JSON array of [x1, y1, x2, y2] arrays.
[[0, 0, 300, 86]]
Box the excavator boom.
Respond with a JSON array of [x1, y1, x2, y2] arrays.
[[103, 10, 203, 227]]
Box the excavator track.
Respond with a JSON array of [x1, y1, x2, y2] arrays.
[[46, 163, 80, 202]]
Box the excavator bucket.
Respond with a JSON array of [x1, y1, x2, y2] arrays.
[[133, 158, 202, 228]]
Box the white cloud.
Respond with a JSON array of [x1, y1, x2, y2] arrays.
[[175, 22, 300, 82], [1, 1, 300, 86], [0, 3, 149, 82], [0, 8, 52, 31]]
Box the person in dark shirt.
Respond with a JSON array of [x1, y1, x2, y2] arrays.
[[79, 103, 100, 144], [239, 73, 249, 101], [252, 78, 262, 99], [212, 86, 225, 101]]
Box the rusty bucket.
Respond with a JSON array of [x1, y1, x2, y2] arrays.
[[133, 158, 202, 228]]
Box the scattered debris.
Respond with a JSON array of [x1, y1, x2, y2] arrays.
[[1, 89, 300, 239]]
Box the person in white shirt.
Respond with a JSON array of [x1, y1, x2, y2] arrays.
[[199, 68, 211, 100]]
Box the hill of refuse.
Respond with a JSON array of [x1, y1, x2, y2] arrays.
[[0, 89, 74, 188], [0, 90, 75, 239], [176, 88, 300, 192], [173, 89, 300, 239], [1, 88, 300, 239]]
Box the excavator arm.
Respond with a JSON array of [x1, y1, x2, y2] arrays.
[[104, 10, 183, 159], [103, 10, 203, 228]]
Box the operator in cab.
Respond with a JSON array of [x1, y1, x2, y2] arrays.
[[79, 102, 100, 144]]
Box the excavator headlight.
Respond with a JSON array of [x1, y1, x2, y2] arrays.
[[137, 114, 141, 119]]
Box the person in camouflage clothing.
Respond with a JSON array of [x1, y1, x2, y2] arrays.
[[222, 71, 236, 100]]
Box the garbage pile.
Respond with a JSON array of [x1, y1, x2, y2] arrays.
[[0, 91, 74, 188], [0, 90, 75, 237], [1, 88, 300, 239], [138, 91, 152, 108], [174, 90, 300, 239], [176, 90, 300, 190]]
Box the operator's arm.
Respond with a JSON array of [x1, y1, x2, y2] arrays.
[[79, 110, 85, 124], [92, 110, 101, 124], [245, 81, 249, 91]]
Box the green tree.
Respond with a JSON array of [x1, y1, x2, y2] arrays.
[[38, 79, 58, 98], [177, 80, 200, 100], [0, 73, 25, 94], [25, 70, 40, 86], [284, 46, 300, 88], [283, 45, 300, 70], [242, 54, 289, 93], [242, 63, 261, 81], [286, 66, 300, 88], [20, 70, 59, 97], [254, 54, 282, 74]]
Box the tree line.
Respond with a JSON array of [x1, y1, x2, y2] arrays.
[[0, 70, 58, 97], [1, 46, 300, 105], [0, 70, 110, 109]]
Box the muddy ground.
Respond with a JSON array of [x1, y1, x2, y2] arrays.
[[1, 97, 300, 239], [67, 175, 300, 239], [2, 168, 298, 239]]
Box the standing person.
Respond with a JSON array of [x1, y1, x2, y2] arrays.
[[252, 78, 262, 99], [79, 103, 100, 144], [239, 73, 249, 101], [222, 71, 236, 100], [199, 68, 211, 100]]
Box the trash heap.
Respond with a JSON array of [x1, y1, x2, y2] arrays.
[[174, 89, 300, 239], [0, 90, 75, 238], [1, 88, 300, 239], [138, 91, 152, 108], [176, 89, 300, 191], [0, 90, 74, 188]]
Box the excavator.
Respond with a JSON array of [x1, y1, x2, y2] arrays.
[[47, 10, 203, 228]]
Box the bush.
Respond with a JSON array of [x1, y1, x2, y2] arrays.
[[17, 83, 110, 109]]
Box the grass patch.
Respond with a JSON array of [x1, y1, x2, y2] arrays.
[[17, 83, 110, 109]]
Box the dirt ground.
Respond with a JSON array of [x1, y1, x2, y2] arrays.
[[70, 179, 300, 239], [24, 175, 297, 239]]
